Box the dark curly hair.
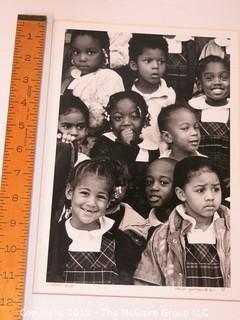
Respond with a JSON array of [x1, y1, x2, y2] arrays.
[[59, 95, 89, 127], [67, 158, 116, 195], [173, 156, 225, 198], [196, 55, 230, 80], [158, 102, 198, 132], [105, 90, 151, 128], [128, 33, 168, 62], [70, 29, 110, 50]]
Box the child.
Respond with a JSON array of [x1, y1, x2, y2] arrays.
[[158, 103, 205, 161], [47, 158, 143, 284], [106, 159, 147, 231], [128, 33, 176, 151], [145, 158, 177, 233], [62, 30, 124, 135], [90, 91, 159, 217], [52, 95, 90, 222], [134, 156, 230, 287], [188, 55, 230, 187]]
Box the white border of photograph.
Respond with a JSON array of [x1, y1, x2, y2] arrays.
[[33, 19, 240, 301]]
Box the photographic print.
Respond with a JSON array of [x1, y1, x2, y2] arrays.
[[33, 20, 240, 301]]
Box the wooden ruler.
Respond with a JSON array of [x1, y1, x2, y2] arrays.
[[0, 15, 46, 319]]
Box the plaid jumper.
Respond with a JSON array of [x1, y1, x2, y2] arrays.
[[188, 96, 230, 182], [64, 235, 118, 284], [185, 240, 224, 287], [47, 218, 145, 284], [134, 204, 230, 287]]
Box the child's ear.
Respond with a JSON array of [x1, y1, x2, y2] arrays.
[[161, 130, 173, 144], [175, 187, 186, 202], [65, 183, 73, 200], [129, 60, 138, 71]]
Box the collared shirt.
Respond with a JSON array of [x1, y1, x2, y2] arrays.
[[188, 95, 230, 124], [146, 208, 164, 228], [159, 149, 207, 159], [65, 216, 114, 252], [132, 79, 176, 151], [176, 204, 220, 244]]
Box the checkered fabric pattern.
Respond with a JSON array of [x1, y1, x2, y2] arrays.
[[199, 121, 230, 137], [185, 242, 224, 287], [166, 54, 188, 99], [63, 235, 118, 284], [198, 120, 230, 178], [167, 54, 188, 87]]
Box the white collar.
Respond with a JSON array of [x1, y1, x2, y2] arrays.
[[147, 208, 164, 227], [102, 131, 118, 141], [132, 78, 170, 99], [189, 95, 230, 110], [176, 204, 220, 244], [65, 216, 114, 252]]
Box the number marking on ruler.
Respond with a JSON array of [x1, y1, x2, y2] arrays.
[[0, 14, 46, 319]]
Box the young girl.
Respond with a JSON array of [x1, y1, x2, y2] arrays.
[[134, 156, 230, 287], [188, 55, 230, 191], [90, 91, 159, 217], [61, 30, 124, 135], [52, 95, 90, 222], [158, 103, 205, 161], [47, 158, 142, 284], [106, 159, 147, 235]]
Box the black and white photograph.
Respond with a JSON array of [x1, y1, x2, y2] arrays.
[[33, 20, 239, 300]]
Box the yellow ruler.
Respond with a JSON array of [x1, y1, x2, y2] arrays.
[[0, 14, 46, 319]]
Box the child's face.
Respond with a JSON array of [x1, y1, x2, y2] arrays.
[[146, 160, 174, 208], [66, 173, 110, 230], [71, 35, 103, 75], [165, 109, 201, 156], [131, 48, 166, 88], [58, 109, 88, 143], [176, 168, 222, 226], [110, 98, 143, 143], [200, 62, 230, 106]]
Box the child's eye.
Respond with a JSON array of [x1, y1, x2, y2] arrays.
[[146, 179, 153, 186], [159, 180, 169, 186], [180, 126, 189, 131], [158, 59, 166, 65], [79, 191, 89, 196], [76, 124, 86, 130], [72, 49, 80, 56], [112, 116, 122, 122], [87, 50, 97, 56], [220, 73, 230, 81], [62, 124, 72, 129], [143, 59, 151, 64], [130, 115, 141, 121], [196, 188, 204, 193], [97, 194, 108, 200], [214, 186, 221, 192]]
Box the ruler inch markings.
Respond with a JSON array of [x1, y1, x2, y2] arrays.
[[0, 14, 46, 320]]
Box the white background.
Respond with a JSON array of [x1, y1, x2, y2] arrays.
[[0, 0, 240, 319]]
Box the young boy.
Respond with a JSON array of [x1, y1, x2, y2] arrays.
[[128, 33, 176, 151], [145, 158, 177, 239], [157, 103, 205, 161]]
